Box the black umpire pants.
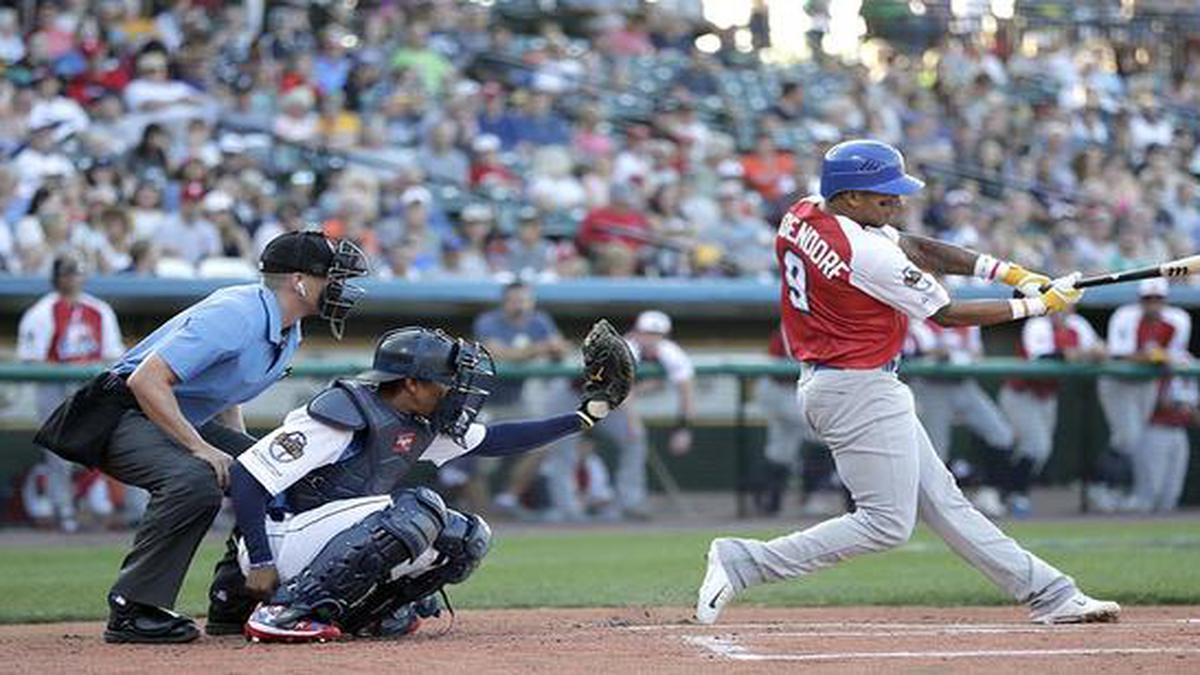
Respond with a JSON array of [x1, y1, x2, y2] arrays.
[[103, 410, 255, 609]]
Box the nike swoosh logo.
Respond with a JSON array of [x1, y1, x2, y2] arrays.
[[708, 586, 729, 609]]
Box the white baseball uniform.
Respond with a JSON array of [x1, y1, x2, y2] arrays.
[[1131, 375, 1196, 512], [905, 320, 1015, 457], [712, 196, 1077, 610], [589, 335, 694, 512], [17, 291, 131, 528], [998, 314, 1101, 471], [1097, 303, 1191, 456], [234, 406, 484, 581]]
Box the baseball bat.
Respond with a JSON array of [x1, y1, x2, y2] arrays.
[[1071, 254, 1200, 289]]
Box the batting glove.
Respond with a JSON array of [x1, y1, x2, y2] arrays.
[[976, 254, 1052, 297], [1011, 272, 1083, 318]]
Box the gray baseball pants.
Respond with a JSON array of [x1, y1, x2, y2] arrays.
[[715, 368, 1075, 607]]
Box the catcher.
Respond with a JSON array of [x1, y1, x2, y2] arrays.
[[209, 321, 633, 642]]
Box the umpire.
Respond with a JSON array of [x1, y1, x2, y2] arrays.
[[34, 232, 368, 643]]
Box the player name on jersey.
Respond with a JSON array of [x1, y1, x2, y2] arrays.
[[777, 212, 849, 280]]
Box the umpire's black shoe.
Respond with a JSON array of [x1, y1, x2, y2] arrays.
[[103, 593, 200, 644]]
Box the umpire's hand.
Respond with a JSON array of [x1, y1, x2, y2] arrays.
[[193, 443, 233, 490]]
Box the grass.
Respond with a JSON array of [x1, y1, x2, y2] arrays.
[[1, 520, 1198, 623]]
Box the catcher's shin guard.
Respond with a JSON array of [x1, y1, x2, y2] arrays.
[[269, 487, 447, 622], [338, 509, 492, 633]]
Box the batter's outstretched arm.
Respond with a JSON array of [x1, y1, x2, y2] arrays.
[[898, 233, 978, 275], [931, 301, 1022, 327]]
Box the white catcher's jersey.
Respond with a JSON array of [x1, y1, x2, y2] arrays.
[[239, 406, 488, 496]]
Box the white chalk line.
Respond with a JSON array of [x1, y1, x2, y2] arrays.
[[710, 619, 1190, 634], [683, 636, 1200, 662], [625, 619, 1200, 632]]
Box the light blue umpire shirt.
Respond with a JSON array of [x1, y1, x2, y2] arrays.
[[112, 284, 301, 426]]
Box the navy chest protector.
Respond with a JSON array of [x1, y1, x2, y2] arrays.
[[285, 380, 435, 513]]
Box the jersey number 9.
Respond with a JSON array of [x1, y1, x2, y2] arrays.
[[784, 250, 810, 313]]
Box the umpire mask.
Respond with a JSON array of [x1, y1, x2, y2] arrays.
[[319, 240, 370, 340]]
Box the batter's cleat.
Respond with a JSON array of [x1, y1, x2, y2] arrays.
[[695, 539, 736, 625], [1029, 592, 1121, 625], [244, 604, 343, 643]]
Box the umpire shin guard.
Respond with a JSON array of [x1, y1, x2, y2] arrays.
[[270, 488, 447, 623]]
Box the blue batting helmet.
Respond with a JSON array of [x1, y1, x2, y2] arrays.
[[819, 139, 925, 200]]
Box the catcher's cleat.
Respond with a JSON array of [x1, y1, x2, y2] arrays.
[[695, 539, 736, 625], [1029, 591, 1120, 625], [244, 603, 343, 643]]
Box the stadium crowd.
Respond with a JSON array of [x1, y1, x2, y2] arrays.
[[5, 1, 1200, 529], [0, 1, 1196, 283]]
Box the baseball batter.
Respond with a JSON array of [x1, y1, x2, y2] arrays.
[[1095, 278, 1191, 510], [696, 139, 1119, 625], [997, 307, 1104, 514]]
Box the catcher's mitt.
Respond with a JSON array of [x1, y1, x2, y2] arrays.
[[578, 319, 636, 426]]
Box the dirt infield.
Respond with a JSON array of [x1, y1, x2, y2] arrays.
[[2, 606, 1198, 674]]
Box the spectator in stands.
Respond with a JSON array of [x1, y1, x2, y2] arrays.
[[528, 145, 585, 211], [272, 86, 319, 145], [419, 119, 469, 187], [17, 253, 131, 532], [96, 206, 133, 274], [397, 185, 443, 274], [468, 133, 519, 191], [392, 21, 455, 97], [13, 121, 76, 201], [452, 203, 498, 279], [29, 70, 89, 142], [740, 133, 795, 204], [705, 181, 773, 277], [123, 50, 206, 114], [499, 206, 555, 280], [455, 281, 570, 518], [509, 86, 571, 149], [155, 190, 220, 267], [577, 181, 651, 269]]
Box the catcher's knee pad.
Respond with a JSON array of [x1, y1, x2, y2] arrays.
[[270, 488, 447, 620], [433, 509, 493, 585], [335, 510, 492, 633]]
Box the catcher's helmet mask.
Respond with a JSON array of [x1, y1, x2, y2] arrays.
[[357, 327, 495, 445]]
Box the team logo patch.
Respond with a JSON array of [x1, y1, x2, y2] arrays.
[[269, 431, 307, 462], [393, 432, 417, 454], [902, 266, 932, 291]]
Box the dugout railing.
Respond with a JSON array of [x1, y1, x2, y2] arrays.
[[3, 358, 1197, 517]]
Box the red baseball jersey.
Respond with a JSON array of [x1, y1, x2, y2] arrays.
[[1106, 303, 1191, 358], [1006, 314, 1100, 396], [775, 197, 949, 368], [17, 292, 123, 364]]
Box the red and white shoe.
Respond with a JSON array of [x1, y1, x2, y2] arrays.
[[244, 603, 343, 643]]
